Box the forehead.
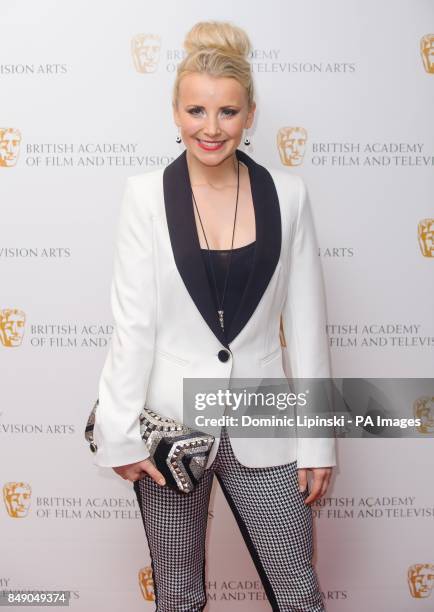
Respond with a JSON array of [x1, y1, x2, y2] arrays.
[[178, 72, 245, 104]]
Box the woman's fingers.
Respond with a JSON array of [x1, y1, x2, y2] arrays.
[[112, 459, 166, 486], [320, 470, 332, 497], [297, 468, 308, 492], [138, 459, 166, 486], [298, 467, 333, 504], [303, 471, 323, 504]]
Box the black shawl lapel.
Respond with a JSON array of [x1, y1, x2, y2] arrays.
[[162, 148, 281, 349]]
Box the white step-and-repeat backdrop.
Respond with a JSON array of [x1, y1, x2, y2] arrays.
[[1, 1, 433, 610]]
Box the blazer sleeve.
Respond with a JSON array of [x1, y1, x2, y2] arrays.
[[280, 176, 337, 469], [92, 177, 156, 467]]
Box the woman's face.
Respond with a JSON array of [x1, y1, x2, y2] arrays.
[[173, 72, 255, 166]]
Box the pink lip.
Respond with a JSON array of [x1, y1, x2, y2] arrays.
[[196, 139, 226, 151]]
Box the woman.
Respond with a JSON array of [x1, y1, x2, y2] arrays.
[[89, 20, 336, 612]]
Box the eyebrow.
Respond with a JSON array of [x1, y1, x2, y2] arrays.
[[185, 104, 240, 109]]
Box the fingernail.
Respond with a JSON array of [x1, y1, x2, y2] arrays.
[[158, 478, 165, 486], [299, 486, 305, 492]]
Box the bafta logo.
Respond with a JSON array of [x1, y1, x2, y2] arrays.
[[0, 308, 26, 347], [417, 218, 434, 257], [0, 128, 21, 167], [420, 34, 434, 74], [413, 396, 434, 434], [408, 563, 434, 598], [131, 34, 161, 73], [139, 566, 155, 601], [3, 482, 32, 518], [277, 127, 307, 166]]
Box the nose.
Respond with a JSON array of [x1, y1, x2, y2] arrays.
[[203, 114, 222, 138]]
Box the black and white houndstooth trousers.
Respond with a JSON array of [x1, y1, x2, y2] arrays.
[[133, 425, 326, 612]]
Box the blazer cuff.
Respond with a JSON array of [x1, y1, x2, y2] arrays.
[[91, 439, 151, 468], [296, 437, 337, 469]]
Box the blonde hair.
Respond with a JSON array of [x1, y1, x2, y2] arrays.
[[172, 20, 255, 110]]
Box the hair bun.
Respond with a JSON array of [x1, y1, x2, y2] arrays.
[[184, 20, 251, 58]]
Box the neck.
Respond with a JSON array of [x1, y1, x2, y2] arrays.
[[186, 148, 239, 188]]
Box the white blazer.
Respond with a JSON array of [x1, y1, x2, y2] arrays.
[[90, 148, 337, 470]]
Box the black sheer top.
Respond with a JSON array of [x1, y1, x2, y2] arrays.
[[200, 240, 256, 335]]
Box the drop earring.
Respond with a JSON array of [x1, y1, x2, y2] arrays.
[[243, 129, 251, 146], [175, 128, 182, 144]]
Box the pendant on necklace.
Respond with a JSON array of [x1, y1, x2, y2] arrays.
[[217, 309, 224, 330]]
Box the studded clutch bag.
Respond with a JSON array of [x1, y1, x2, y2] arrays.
[[85, 399, 215, 494]]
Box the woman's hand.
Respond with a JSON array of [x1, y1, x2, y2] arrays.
[[113, 458, 166, 486], [297, 467, 333, 504]]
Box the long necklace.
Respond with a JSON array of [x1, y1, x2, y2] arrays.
[[191, 157, 240, 334]]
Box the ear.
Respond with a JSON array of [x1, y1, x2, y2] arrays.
[[245, 101, 256, 129], [172, 101, 180, 127]]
